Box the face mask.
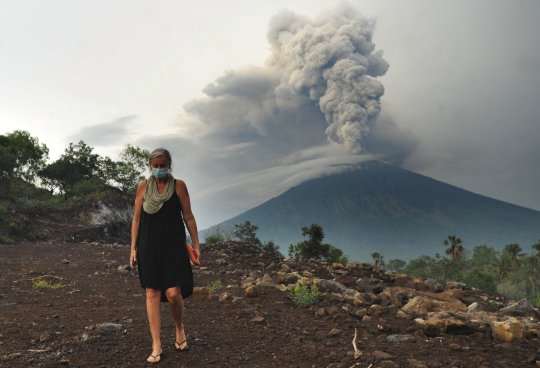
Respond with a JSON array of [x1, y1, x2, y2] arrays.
[[152, 168, 169, 179]]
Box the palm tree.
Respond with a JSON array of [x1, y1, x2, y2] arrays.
[[371, 252, 385, 271], [503, 243, 523, 270], [443, 235, 464, 260], [521, 256, 540, 295], [532, 239, 540, 257], [492, 256, 513, 288]]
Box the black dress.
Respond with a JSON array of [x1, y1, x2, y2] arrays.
[[137, 181, 193, 302]]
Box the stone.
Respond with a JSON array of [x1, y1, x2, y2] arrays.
[[407, 359, 428, 368], [420, 312, 488, 337], [467, 302, 479, 313], [397, 310, 412, 320], [97, 323, 122, 331], [281, 264, 290, 271], [380, 361, 398, 368], [354, 309, 367, 318], [62, 259, 69, 264], [355, 292, 380, 306], [191, 287, 212, 302], [373, 350, 392, 360], [273, 284, 287, 291], [216, 259, 227, 265], [334, 275, 355, 287], [448, 343, 462, 351], [117, 265, 130, 271], [401, 296, 467, 317], [39, 332, 51, 342], [469, 356, 485, 365], [368, 304, 385, 315], [445, 281, 467, 290], [362, 315, 372, 322], [394, 274, 422, 289], [284, 258, 294, 264], [356, 278, 385, 294], [327, 306, 339, 316], [343, 288, 360, 299], [218, 291, 232, 302], [417, 278, 443, 293], [302, 271, 313, 278], [526, 355, 538, 364], [386, 334, 415, 342], [492, 317, 525, 342], [315, 308, 329, 317], [498, 298, 540, 320], [382, 288, 403, 307], [315, 278, 350, 294], [0, 303, 17, 308], [245, 285, 259, 298], [328, 328, 341, 337], [250, 316, 266, 325], [274, 274, 299, 285]]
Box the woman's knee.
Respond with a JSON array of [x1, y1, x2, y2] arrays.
[[165, 287, 182, 303], [146, 288, 161, 300]]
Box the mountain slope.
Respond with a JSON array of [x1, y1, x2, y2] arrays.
[[218, 161, 540, 261]]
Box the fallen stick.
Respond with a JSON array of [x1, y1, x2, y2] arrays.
[[13, 275, 62, 283], [352, 328, 362, 359], [67, 290, 81, 294], [27, 349, 46, 353]]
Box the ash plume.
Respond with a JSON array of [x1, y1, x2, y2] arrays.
[[183, 2, 416, 165]]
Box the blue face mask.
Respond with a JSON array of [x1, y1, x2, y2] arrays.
[[152, 168, 169, 179]]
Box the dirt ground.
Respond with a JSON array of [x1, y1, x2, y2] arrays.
[[1, 240, 539, 368]]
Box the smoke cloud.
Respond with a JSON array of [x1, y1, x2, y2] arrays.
[[184, 2, 415, 161]]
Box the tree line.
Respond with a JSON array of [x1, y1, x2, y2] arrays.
[[0, 130, 149, 198]]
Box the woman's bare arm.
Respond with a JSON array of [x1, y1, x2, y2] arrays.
[[176, 180, 200, 258], [130, 181, 146, 268]]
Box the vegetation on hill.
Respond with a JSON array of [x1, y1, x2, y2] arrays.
[[0, 130, 148, 244]]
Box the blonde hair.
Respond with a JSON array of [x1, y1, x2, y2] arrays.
[[148, 148, 172, 170]]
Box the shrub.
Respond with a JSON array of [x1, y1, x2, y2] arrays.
[[205, 234, 224, 244], [261, 240, 283, 257], [288, 278, 322, 307], [203, 222, 234, 244], [289, 223, 348, 263], [233, 221, 261, 245], [207, 280, 222, 293]]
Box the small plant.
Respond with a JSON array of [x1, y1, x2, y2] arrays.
[[288, 278, 322, 307], [207, 280, 223, 293], [216, 249, 225, 256], [32, 278, 70, 290]]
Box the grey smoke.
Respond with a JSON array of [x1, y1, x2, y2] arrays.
[[184, 2, 416, 162], [68, 115, 138, 147]]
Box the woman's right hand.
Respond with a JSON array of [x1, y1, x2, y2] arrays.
[[130, 249, 137, 269]]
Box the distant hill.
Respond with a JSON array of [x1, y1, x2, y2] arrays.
[[214, 161, 540, 261]]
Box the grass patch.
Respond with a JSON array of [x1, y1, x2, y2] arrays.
[[288, 278, 322, 307], [216, 249, 225, 256], [207, 280, 223, 293], [32, 278, 74, 290]]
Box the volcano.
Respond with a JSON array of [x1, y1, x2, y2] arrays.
[[215, 161, 540, 261]]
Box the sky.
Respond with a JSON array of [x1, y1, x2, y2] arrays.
[[1, 0, 539, 228]]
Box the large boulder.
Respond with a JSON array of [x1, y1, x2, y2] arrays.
[[334, 275, 355, 288], [356, 277, 386, 294], [401, 295, 467, 317], [419, 312, 489, 337], [382, 288, 403, 307], [394, 274, 422, 289], [492, 317, 525, 342], [354, 292, 381, 307], [274, 273, 299, 285], [498, 299, 540, 321], [315, 278, 349, 294]]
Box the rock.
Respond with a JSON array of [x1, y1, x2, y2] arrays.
[[469, 356, 485, 365], [245, 285, 259, 298], [397, 310, 412, 320], [401, 296, 467, 317], [445, 281, 467, 290], [328, 328, 341, 337], [448, 343, 463, 351], [362, 315, 372, 323], [274, 274, 299, 285], [382, 288, 403, 307], [394, 274, 422, 289], [420, 312, 488, 337], [191, 287, 212, 302], [284, 258, 294, 264], [81, 332, 89, 342], [315, 308, 329, 317], [218, 291, 232, 302], [373, 350, 393, 360], [407, 358, 428, 368], [302, 271, 313, 278], [39, 332, 51, 342], [273, 284, 287, 291], [526, 354, 539, 364], [355, 292, 380, 306], [216, 259, 226, 265], [62, 259, 69, 264], [250, 316, 266, 325], [369, 304, 385, 315], [231, 269, 245, 275], [315, 278, 349, 294], [380, 361, 398, 368], [421, 279, 443, 293], [117, 265, 130, 271], [356, 278, 385, 293], [467, 302, 479, 313], [97, 323, 122, 331], [498, 298, 540, 320], [492, 317, 525, 342], [343, 288, 360, 299], [386, 334, 415, 342], [334, 275, 355, 288], [281, 264, 290, 271], [354, 308, 367, 318], [0, 303, 17, 308]]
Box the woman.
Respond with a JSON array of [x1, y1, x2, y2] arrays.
[[129, 148, 200, 363]]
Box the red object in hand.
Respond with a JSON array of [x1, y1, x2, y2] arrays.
[[186, 243, 200, 266]]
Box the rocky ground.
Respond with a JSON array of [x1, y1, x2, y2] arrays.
[[1, 240, 540, 368]]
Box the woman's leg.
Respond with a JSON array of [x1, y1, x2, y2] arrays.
[[165, 286, 187, 349], [146, 288, 162, 362]]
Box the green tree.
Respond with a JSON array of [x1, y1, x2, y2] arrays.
[[387, 259, 406, 273], [371, 252, 385, 271], [532, 239, 540, 258], [502, 243, 523, 270], [443, 235, 464, 260], [470, 245, 499, 270], [288, 223, 348, 263], [233, 221, 261, 246], [261, 240, 283, 257], [0, 130, 49, 187], [38, 141, 102, 198]]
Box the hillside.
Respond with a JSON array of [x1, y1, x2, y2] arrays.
[[218, 161, 540, 261]]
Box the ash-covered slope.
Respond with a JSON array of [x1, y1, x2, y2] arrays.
[[219, 161, 540, 261]]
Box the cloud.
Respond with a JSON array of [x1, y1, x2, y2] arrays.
[[67, 115, 138, 147]]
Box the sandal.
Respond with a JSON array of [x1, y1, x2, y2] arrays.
[[175, 340, 189, 352], [147, 351, 162, 363]]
